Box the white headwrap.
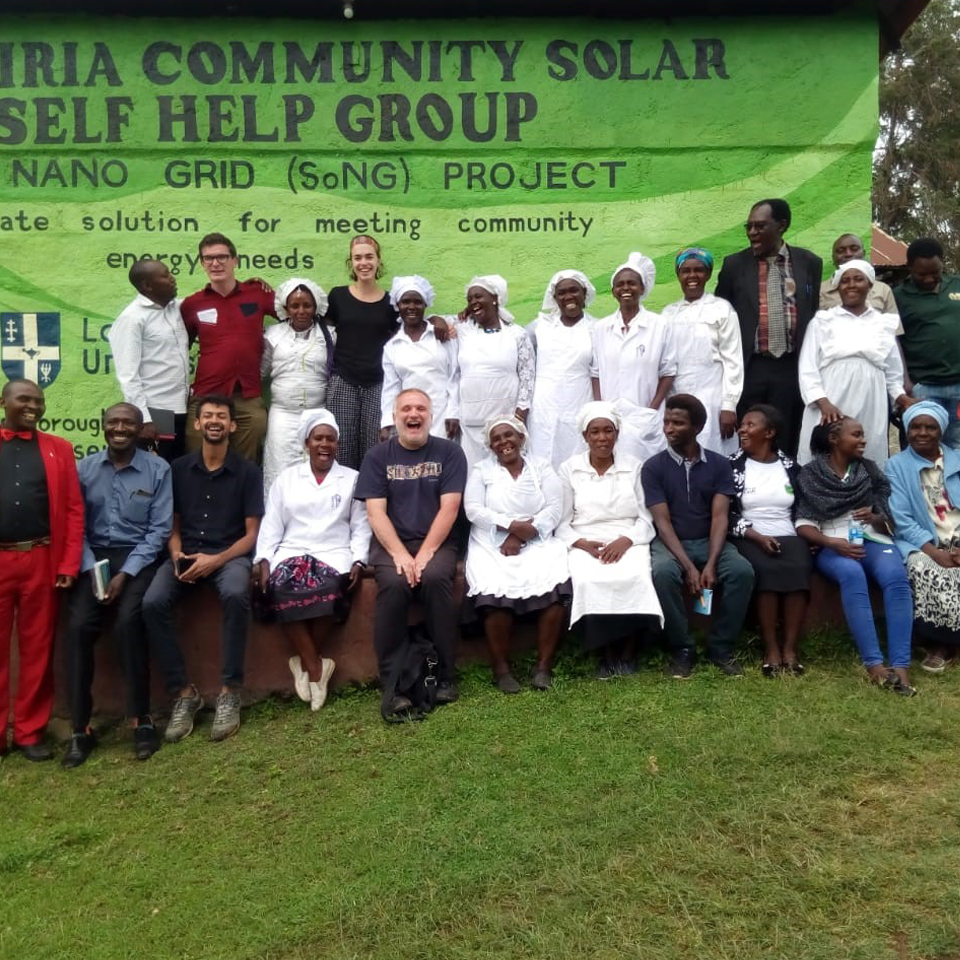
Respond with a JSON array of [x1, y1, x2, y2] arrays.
[[466, 274, 515, 324], [275, 277, 329, 321], [296, 408, 339, 448], [610, 252, 656, 302], [831, 258, 876, 288], [483, 414, 528, 447], [577, 401, 622, 434], [389, 275, 436, 311], [537, 269, 597, 318]]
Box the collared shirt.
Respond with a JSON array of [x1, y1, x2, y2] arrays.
[[180, 281, 276, 398], [0, 435, 50, 541], [641, 446, 736, 541], [78, 447, 173, 576], [108, 294, 190, 418], [755, 243, 798, 355], [172, 449, 264, 553], [895, 274, 960, 385]]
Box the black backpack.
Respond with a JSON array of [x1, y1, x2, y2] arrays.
[[380, 625, 439, 723]]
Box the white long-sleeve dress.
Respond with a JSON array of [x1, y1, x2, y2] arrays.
[[591, 308, 678, 463], [661, 293, 743, 455], [464, 454, 570, 605], [526, 313, 597, 469], [556, 452, 664, 631], [797, 305, 904, 465], [261, 321, 334, 493]]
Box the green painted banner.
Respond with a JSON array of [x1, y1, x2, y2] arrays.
[[0, 15, 877, 455]]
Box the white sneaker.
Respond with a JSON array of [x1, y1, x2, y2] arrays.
[[288, 656, 310, 702], [309, 658, 336, 712]]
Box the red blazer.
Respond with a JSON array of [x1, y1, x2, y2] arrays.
[[0, 431, 84, 582]]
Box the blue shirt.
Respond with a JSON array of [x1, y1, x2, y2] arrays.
[[641, 446, 736, 541], [78, 447, 173, 576]]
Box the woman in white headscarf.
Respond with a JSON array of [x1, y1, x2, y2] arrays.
[[253, 409, 371, 711], [556, 401, 663, 678], [261, 277, 335, 493], [797, 258, 914, 465], [454, 274, 536, 469], [526, 269, 599, 469], [591, 252, 678, 463], [380, 275, 460, 442]]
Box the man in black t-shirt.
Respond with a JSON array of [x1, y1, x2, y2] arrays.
[[355, 388, 467, 714]]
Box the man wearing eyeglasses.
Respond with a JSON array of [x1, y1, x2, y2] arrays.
[[715, 199, 822, 458], [180, 233, 277, 461]]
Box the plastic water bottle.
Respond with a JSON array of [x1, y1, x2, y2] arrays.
[[848, 519, 864, 546]]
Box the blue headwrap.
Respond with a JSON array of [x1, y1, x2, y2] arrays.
[[675, 247, 714, 272], [902, 400, 949, 434]]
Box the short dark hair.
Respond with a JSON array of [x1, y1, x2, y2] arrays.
[[906, 237, 944, 264], [743, 403, 783, 448], [195, 394, 236, 420], [128, 258, 161, 292], [103, 402, 144, 426], [198, 232, 237, 257], [809, 417, 849, 456], [665, 393, 707, 431], [1, 378, 39, 400], [752, 198, 792, 231]]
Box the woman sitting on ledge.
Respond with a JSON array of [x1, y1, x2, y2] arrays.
[[253, 409, 370, 711]]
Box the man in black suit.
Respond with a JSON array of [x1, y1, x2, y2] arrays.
[[715, 198, 822, 457]]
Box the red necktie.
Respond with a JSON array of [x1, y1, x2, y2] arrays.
[[0, 428, 32, 441]]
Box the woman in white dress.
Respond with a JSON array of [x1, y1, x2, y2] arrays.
[[261, 277, 334, 493], [464, 415, 571, 693], [797, 259, 913, 465], [557, 401, 664, 678], [454, 274, 535, 470], [661, 247, 743, 455], [379, 275, 460, 442], [591, 252, 677, 463], [526, 269, 599, 469], [253, 409, 370, 711]]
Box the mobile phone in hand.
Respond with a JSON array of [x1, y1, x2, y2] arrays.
[[176, 556, 197, 577]]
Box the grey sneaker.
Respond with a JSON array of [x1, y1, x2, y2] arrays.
[[165, 689, 204, 743], [210, 691, 241, 742]]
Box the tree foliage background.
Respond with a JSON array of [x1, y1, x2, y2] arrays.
[[875, 0, 960, 267]]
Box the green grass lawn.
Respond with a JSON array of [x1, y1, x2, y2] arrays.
[[2, 633, 960, 960]]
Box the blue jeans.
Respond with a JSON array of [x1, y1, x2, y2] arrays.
[[815, 541, 913, 668], [912, 382, 960, 451]]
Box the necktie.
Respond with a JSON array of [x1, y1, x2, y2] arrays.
[[765, 256, 787, 358], [0, 428, 32, 441]]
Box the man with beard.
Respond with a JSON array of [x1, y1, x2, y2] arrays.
[[355, 388, 467, 716], [62, 403, 173, 768], [142, 395, 263, 743], [0, 379, 83, 762]]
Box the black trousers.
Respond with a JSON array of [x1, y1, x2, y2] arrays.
[[66, 548, 159, 730], [371, 537, 459, 684], [737, 353, 803, 459]]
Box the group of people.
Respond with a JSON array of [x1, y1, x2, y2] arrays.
[[3, 196, 960, 766]]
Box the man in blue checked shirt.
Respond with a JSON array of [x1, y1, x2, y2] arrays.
[[62, 403, 173, 769]]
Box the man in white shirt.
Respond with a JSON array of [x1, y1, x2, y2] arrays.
[[108, 260, 190, 461]]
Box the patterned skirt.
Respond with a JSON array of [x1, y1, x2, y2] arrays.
[[267, 556, 348, 624], [906, 550, 960, 637]]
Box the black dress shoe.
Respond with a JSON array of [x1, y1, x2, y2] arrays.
[[14, 741, 54, 762], [134, 723, 160, 761], [435, 681, 458, 704], [61, 732, 97, 769]]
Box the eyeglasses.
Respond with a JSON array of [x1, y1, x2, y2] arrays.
[[744, 221, 773, 231], [200, 254, 233, 265]]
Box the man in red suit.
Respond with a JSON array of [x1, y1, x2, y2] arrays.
[[0, 379, 84, 761]]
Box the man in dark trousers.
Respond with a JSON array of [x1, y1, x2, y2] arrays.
[[63, 403, 173, 768], [0, 379, 83, 762], [716, 198, 823, 457]]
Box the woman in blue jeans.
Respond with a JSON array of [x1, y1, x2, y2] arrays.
[[795, 417, 916, 695]]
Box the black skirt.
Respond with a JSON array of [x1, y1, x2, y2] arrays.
[[733, 535, 812, 593]]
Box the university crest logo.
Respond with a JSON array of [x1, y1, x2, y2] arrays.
[[0, 312, 62, 386]]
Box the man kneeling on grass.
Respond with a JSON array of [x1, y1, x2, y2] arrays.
[[142, 395, 264, 743], [642, 394, 755, 678]]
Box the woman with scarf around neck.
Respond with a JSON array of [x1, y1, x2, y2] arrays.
[[795, 417, 915, 694], [591, 252, 677, 463], [797, 258, 914, 466], [453, 274, 535, 470], [526, 269, 600, 469], [661, 247, 743, 456], [886, 400, 960, 674], [260, 277, 334, 495]]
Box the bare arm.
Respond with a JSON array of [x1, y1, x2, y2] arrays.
[[414, 492, 462, 577], [180, 516, 262, 582], [365, 497, 417, 586]]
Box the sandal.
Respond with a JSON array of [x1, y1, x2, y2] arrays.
[[784, 661, 805, 676], [761, 662, 781, 678]]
